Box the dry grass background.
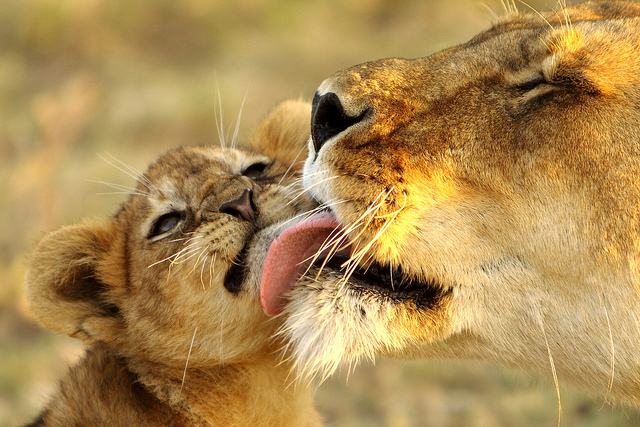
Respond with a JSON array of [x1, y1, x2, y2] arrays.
[[2, 0, 640, 426]]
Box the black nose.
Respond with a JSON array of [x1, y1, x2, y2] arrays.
[[311, 92, 367, 154], [219, 188, 255, 223]]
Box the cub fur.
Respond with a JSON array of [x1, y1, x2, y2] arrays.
[[261, 2, 640, 404], [24, 100, 322, 426]]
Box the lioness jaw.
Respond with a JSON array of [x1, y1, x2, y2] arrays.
[[263, 1, 640, 402]]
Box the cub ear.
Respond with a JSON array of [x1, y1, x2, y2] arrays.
[[250, 99, 311, 171], [25, 219, 126, 345]]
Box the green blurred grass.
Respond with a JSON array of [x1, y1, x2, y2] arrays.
[[2, 0, 639, 426]]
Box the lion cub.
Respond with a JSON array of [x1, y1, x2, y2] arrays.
[[23, 101, 322, 426]]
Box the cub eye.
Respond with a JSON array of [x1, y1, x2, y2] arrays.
[[149, 212, 184, 238], [242, 162, 268, 179]]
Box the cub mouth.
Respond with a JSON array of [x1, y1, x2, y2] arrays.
[[260, 210, 449, 315], [223, 243, 250, 294]]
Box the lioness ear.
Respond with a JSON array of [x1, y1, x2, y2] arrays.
[[25, 219, 126, 345], [250, 99, 311, 171]]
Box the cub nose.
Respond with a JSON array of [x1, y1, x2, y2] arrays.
[[219, 188, 255, 223], [311, 92, 367, 155]]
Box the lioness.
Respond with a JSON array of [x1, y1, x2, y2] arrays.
[[261, 1, 640, 405], [24, 101, 322, 426]]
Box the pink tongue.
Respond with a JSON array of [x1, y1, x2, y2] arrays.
[[261, 211, 342, 316]]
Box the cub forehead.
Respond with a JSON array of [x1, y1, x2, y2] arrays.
[[133, 145, 270, 221], [145, 146, 268, 180], [191, 146, 269, 174], [142, 146, 268, 193]]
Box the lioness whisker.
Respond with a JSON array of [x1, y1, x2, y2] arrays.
[[329, 189, 395, 290], [373, 191, 407, 219], [301, 168, 332, 179], [600, 293, 616, 409], [285, 174, 341, 206], [276, 199, 347, 230], [331, 195, 400, 305], [536, 311, 563, 427], [309, 228, 354, 280], [303, 190, 390, 277], [342, 189, 397, 266]]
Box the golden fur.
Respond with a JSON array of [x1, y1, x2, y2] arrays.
[[269, 1, 640, 404], [24, 100, 323, 426]]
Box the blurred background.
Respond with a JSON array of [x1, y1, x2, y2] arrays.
[[2, 0, 639, 425]]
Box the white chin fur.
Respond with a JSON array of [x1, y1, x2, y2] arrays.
[[277, 271, 409, 381]]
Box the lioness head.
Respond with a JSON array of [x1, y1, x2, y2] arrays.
[[26, 100, 312, 373], [261, 2, 640, 402]]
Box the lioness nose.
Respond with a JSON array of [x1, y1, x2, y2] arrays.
[[219, 188, 255, 223], [311, 92, 367, 154]]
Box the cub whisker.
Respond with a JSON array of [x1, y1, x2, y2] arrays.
[[166, 237, 192, 244], [179, 326, 198, 396], [185, 248, 208, 279], [213, 81, 226, 148], [89, 179, 152, 198], [150, 246, 197, 268], [230, 91, 248, 150], [199, 254, 208, 292], [99, 153, 159, 195], [171, 248, 203, 268], [278, 146, 307, 186], [208, 255, 216, 289]]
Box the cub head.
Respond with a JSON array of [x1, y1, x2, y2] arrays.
[[261, 2, 640, 401], [25, 100, 312, 369]]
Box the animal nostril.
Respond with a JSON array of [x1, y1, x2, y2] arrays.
[[219, 188, 256, 223], [311, 92, 368, 155]]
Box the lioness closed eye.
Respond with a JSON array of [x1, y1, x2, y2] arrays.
[[261, 1, 640, 405], [23, 101, 322, 426]]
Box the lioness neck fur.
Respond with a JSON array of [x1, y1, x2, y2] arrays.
[[261, 1, 640, 405], [24, 100, 322, 426]]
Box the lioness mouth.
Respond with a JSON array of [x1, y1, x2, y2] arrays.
[[317, 254, 447, 305], [260, 211, 448, 316]]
